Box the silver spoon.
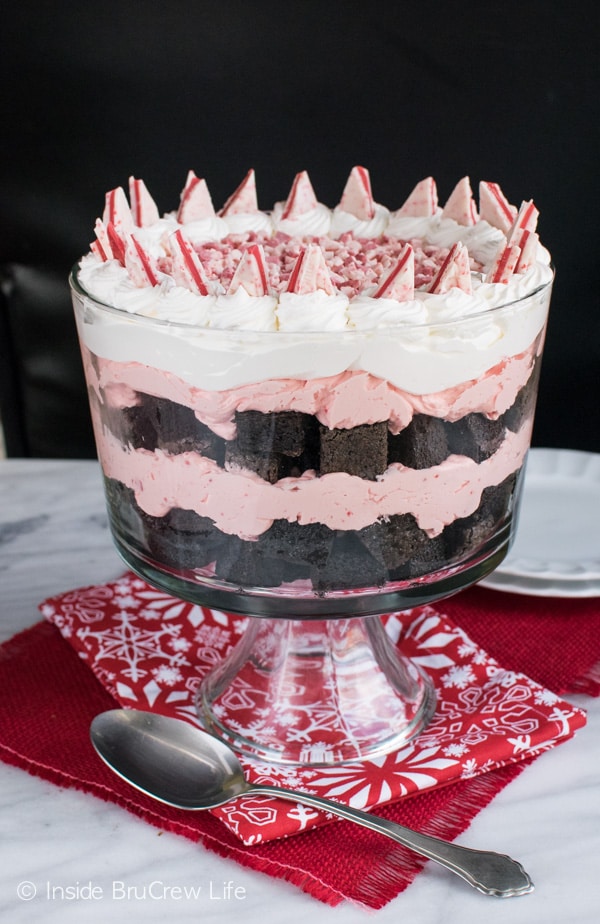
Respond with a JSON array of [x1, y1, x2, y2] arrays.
[[90, 709, 533, 898]]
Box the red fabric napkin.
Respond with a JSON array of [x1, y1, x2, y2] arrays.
[[0, 578, 598, 909], [38, 573, 586, 845]]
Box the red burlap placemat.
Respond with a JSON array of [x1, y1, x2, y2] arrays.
[[0, 581, 598, 908], [441, 586, 600, 695]]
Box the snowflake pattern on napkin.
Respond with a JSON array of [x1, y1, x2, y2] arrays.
[[41, 573, 586, 845]]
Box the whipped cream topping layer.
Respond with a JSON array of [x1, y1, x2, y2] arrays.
[[75, 169, 552, 395], [76, 283, 549, 397]]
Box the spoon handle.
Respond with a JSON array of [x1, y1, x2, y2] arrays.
[[250, 784, 533, 897]]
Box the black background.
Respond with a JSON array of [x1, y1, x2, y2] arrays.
[[1, 1, 598, 457]]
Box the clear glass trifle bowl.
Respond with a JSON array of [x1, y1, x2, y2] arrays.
[[70, 263, 552, 765], [70, 168, 553, 765]]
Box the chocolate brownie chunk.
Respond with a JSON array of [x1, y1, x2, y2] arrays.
[[359, 513, 446, 580], [277, 439, 321, 478], [503, 360, 541, 433], [443, 471, 520, 562], [404, 532, 447, 579], [103, 476, 146, 541], [358, 513, 426, 573], [162, 506, 220, 534], [388, 415, 450, 469], [102, 393, 225, 459], [235, 410, 317, 456], [100, 401, 159, 451], [225, 442, 283, 483], [147, 396, 224, 460], [312, 531, 387, 590], [479, 472, 518, 521], [443, 512, 497, 563], [258, 519, 335, 569], [143, 507, 226, 570], [214, 538, 308, 587], [320, 422, 388, 479], [445, 413, 505, 462]]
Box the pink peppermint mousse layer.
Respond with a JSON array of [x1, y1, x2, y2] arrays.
[[84, 335, 541, 440], [91, 398, 532, 541]]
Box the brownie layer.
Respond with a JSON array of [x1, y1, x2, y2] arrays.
[[97, 357, 539, 483], [96, 361, 537, 591], [104, 469, 520, 591]]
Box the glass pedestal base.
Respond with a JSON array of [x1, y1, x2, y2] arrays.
[[114, 531, 512, 767], [196, 614, 436, 766]]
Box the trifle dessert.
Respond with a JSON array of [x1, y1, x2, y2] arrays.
[[71, 167, 553, 610]]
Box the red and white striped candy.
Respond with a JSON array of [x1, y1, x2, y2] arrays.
[[106, 222, 127, 266], [124, 235, 160, 288], [373, 244, 414, 301], [219, 168, 259, 216], [485, 243, 521, 284], [90, 241, 106, 261], [442, 177, 478, 226], [103, 187, 134, 235], [396, 178, 438, 217], [227, 244, 269, 296], [129, 177, 160, 227], [508, 200, 539, 248], [91, 219, 113, 262], [428, 242, 472, 294], [286, 243, 335, 295], [177, 171, 216, 223], [281, 171, 318, 220], [338, 166, 375, 220], [170, 230, 211, 295], [479, 181, 517, 234], [514, 230, 539, 274]]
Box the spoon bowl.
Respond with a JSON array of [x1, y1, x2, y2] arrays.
[[90, 709, 534, 898], [91, 709, 248, 809]]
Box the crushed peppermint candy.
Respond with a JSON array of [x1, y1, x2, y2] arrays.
[[188, 231, 461, 297]]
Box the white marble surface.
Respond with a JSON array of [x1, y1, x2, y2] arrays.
[[1, 459, 599, 923]]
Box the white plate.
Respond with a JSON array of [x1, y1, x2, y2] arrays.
[[480, 568, 600, 598], [500, 448, 600, 580], [479, 448, 600, 596]]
